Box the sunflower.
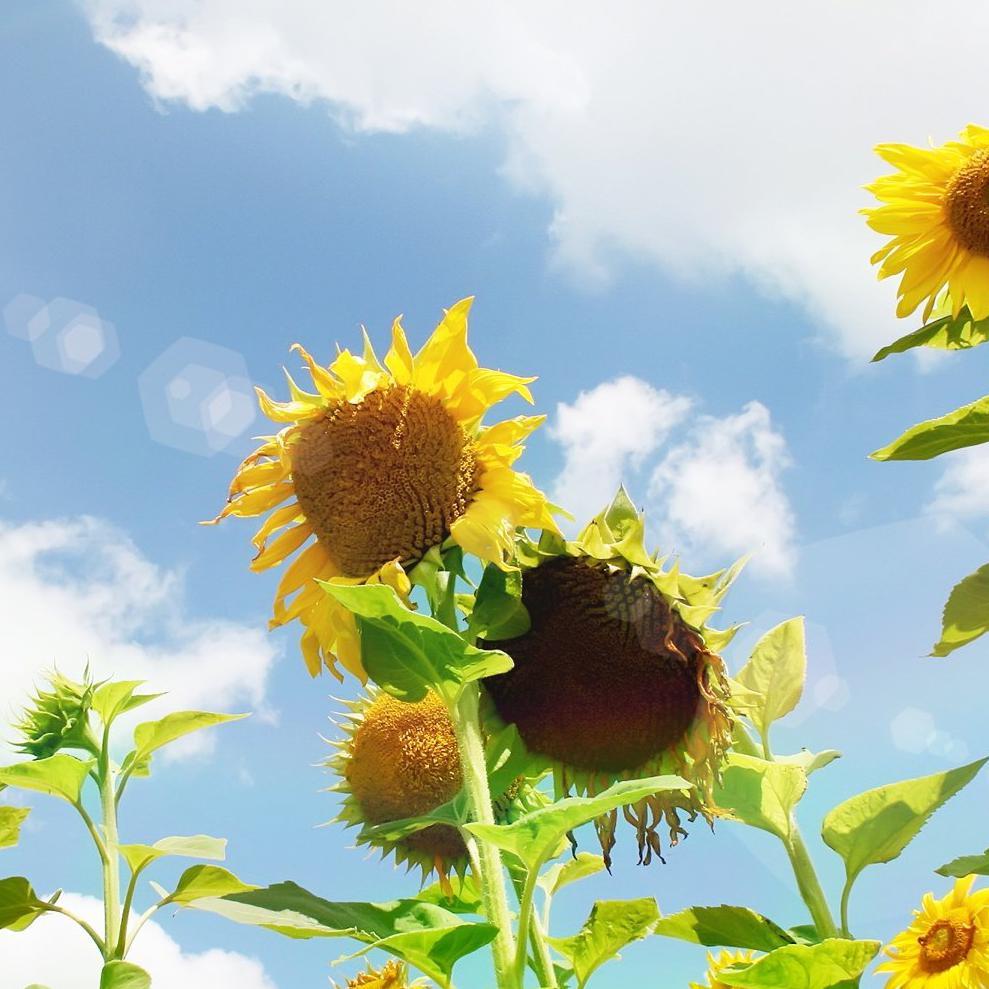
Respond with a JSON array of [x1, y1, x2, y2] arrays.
[[335, 960, 413, 989], [865, 124, 989, 322], [878, 876, 989, 989], [329, 688, 469, 883], [207, 297, 558, 680], [689, 950, 757, 989], [480, 487, 739, 866]]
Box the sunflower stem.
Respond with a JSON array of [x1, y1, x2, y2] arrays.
[[783, 822, 839, 940], [450, 683, 519, 989], [98, 724, 123, 958]]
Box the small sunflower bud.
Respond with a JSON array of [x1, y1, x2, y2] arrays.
[[14, 671, 99, 760]]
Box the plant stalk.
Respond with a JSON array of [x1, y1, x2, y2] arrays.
[[784, 821, 839, 940], [450, 683, 519, 989], [99, 728, 123, 958]]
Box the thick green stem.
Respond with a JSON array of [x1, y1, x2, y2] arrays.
[[784, 822, 839, 940], [99, 730, 123, 958], [450, 684, 519, 989], [526, 895, 558, 988], [513, 866, 540, 987]]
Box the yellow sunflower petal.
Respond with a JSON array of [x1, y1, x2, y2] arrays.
[[412, 296, 478, 397], [251, 522, 313, 572], [290, 343, 342, 399], [384, 316, 414, 384]]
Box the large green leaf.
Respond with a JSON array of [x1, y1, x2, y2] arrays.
[[126, 711, 248, 773], [549, 898, 659, 989], [321, 582, 513, 702], [714, 754, 807, 841], [822, 758, 987, 906], [538, 852, 606, 899], [716, 939, 880, 988], [654, 905, 795, 952], [118, 835, 227, 875], [468, 565, 530, 641], [931, 563, 989, 657], [870, 395, 989, 461], [735, 618, 807, 739], [99, 961, 151, 989], [936, 848, 989, 878], [0, 756, 92, 805], [872, 307, 989, 362], [0, 876, 45, 931], [91, 681, 164, 726], [0, 807, 30, 850], [415, 874, 484, 914], [466, 775, 691, 872], [165, 865, 257, 905], [188, 881, 497, 986]]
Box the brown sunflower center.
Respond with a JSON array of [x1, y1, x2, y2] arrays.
[[945, 149, 989, 255], [291, 384, 480, 577], [918, 917, 975, 973], [483, 556, 707, 773], [345, 692, 466, 863]]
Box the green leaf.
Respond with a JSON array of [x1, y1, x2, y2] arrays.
[[320, 582, 513, 702], [653, 905, 795, 952], [0, 877, 45, 931], [99, 961, 151, 989], [931, 563, 989, 657], [118, 835, 227, 874], [776, 750, 842, 777], [126, 711, 248, 773], [714, 754, 807, 841], [415, 873, 484, 914], [0, 755, 92, 805], [715, 938, 880, 988], [167, 865, 257, 904], [468, 565, 531, 641], [466, 775, 691, 872], [549, 898, 659, 989], [189, 880, 497, 986], [0, 807, 30, 850], [870, 394, 989, 461], [936, 848, 989, 878], [538, 852, 606, 899], [822, 757, 987, 907], [735, 618, 806, 739], [91, 681, 164, 726], [872, 307, 989, 362]]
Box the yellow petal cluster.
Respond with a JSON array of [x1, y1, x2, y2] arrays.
[[209, 298, 558, 679], [865, 125, 989, 321]]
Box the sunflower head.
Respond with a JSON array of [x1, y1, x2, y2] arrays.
[[689, 950, 758, 989], [878, 875, 989, 988], [480, 487, 740, 866], [208, 297, 559, 681], [14, 670, 99, 760], [328, 688, 468, 884], [865, 124, 989, 321], [335, 960, 414, 989]]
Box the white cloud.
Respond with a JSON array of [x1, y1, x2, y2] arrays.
[[1, 893, 278, 989], [548, 375, 692, 524], [0, 516, 279, 757], [649, 402, 796, 576], [925, 447, 989, 526], [82, 1, 989, 359], [548, 379, 796, 576]]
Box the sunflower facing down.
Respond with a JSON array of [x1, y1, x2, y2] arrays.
[[208, 297, 558, 680], [865, 124, 989, 322], [480, 487, 740, 867], [878, 875, 989, 989]]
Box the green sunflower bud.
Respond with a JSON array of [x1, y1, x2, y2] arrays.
[[14, 671, 99, 760]]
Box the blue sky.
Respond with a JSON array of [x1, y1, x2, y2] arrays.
[[3, 3, 989, 987]]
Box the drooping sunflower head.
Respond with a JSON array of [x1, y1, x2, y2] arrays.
[[877, 875, 989, 989], [481, 487, 740, 866], [208, 297, 558, 680], [865, 124, 989, 321], [689, 950, 758, 989], [328, 688, 469, 883]]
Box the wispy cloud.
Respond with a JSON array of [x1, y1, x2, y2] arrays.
[[82, 1, 989, 359]]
